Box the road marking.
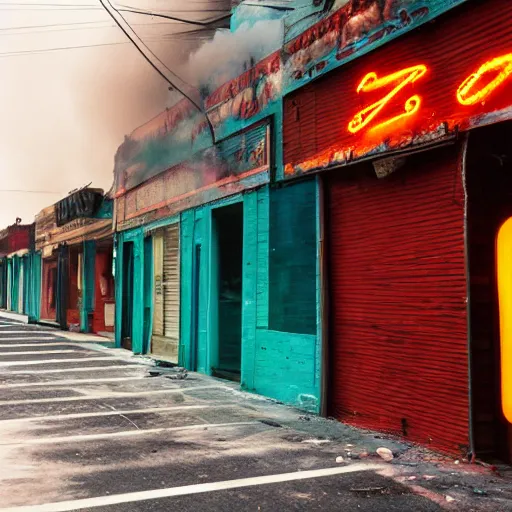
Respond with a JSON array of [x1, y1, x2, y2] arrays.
[[0, 350, 78, 356], [0, 336, 58, 340], [0, 464, 380, 511], [0, 384, 228, 405], [0, 404, 226, 424], [2, 365, 142, 374], [0, 331, 55, 334], [0, 376, 146, 389], [0, 343, 91, 348], [0, 421, 259, 447], [0, 356, 120, 367]]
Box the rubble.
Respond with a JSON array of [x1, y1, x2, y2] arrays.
[[376, 447, 394, 462]]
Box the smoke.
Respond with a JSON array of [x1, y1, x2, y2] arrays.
[[185, 18, 284, 91], [0, 1, 230, 227]]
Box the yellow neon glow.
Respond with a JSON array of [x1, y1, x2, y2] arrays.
[[496, 217, 512, 424], [348, 65, 427, 134], [457, 53, 512, 106]]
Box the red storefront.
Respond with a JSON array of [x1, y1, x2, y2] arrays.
[[284, 0, 512, 460]]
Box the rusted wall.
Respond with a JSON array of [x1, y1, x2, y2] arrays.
[[283, 0, 512, 179]]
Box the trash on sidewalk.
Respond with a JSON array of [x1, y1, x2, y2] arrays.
[[376, 447, 394, 462], [301, 439, 331, 445], [147, 365, 188, 379]]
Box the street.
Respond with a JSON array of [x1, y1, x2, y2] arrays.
[[0, 321, 509, 512]]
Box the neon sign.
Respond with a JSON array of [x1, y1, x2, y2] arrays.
[[457, 53, 512, 106], [497, 217, 512, 423], [348, 65, 427, 134]]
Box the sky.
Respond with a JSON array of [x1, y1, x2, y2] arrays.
[[0, 0, 228, 227]]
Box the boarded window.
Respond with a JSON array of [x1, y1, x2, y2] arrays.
[[268, 179, 317, 335]]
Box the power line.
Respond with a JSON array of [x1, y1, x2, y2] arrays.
[[98, 0, 215, 141], [0, 23, 117, 36], [0, 20, 183, 32], [116, 6, 231, 27], [0, 6, 103, 10], [0, 2, 98, 6], [0, 20, 112, 31], [0, 189, 64, 194], [0, 40, 130, 58]]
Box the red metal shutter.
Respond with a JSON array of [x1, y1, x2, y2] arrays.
[[327, 147, 469, 455]]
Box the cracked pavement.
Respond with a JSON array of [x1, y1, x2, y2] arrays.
[[0, 320, 510, 511]]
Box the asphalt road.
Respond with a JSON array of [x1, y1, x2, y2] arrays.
[[0, 320, 501, 511]]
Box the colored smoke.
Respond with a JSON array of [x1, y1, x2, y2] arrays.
[[185, 18, 284, 92]]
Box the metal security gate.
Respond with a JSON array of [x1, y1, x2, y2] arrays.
[[326, 147, 470, 455], [151, 224, 180, 362]]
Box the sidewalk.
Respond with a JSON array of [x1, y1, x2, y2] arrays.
[[0, 320, 511, 510]]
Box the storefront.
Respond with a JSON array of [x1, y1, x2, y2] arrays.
[[0, 222, 34, 316], [114, 101, 324, 409], [35, 189, 114, 332], [282, 0, 512, 458]]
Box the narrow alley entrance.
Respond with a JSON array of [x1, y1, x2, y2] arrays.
[[121, 241, 134, 351], [211, 202, 243, 382], [466, 121, 512, 463]]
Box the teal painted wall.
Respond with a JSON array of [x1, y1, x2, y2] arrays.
[[114, 229, 145, 353], [179, 181, 322, 412], [115, 216, 180, 354], [115, 179, 321, 413], [24, 251, 42, 322], [81, 241, 96, 332], [240, 182, 321, 413]]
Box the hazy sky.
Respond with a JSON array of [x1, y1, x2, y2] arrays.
[[0, 0, 226, 227]]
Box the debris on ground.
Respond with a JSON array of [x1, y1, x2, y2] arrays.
[[147, 365, 188, 379], [376, 447, 394, 462], [445, 495, 456, 502], [259, 419, 282, 428], [301, 438, 331, 445], [350, 487, 386, 494], [335, 456, 345, 463], [472, 488, 488, 496]]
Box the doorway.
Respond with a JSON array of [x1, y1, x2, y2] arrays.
[[121, 241, 134, 351], [466, 121, 512, 463], [41, 258, 57, 322], [211, 202, 243, 381]]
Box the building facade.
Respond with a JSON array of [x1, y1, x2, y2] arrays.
[[35, 189, 115, 334], [2, 0, 511, 462], [111, 0, 512, 461]]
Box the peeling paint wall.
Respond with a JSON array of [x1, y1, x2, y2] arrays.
[[179, 182, 322, 412], [115, 180, 322, 412]]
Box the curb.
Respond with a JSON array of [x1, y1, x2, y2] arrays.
[[0, 310, 29, 324]]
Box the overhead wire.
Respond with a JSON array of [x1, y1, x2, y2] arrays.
[[98, 0, 217, 141], [0, 40, 130, 57], [115, 6, 231, 26]]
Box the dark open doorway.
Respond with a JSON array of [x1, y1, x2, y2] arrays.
[[121, 241, 134, 351], [211, 202, 243, 382], [466, 121, 512, 463]]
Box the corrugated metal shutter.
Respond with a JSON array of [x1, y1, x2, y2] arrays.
[[151, 224, 180, 362], [327, 147, 469, 455], [163, 224, 180, 340], [152, 235, 164, 336]]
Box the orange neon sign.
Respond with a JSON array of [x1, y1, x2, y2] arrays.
[[457, 53, 512, 106], [348, 65, 427, 134], [497, 217, 512, 423]]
